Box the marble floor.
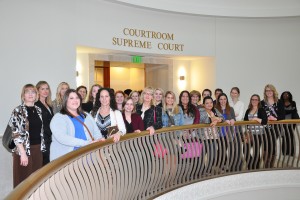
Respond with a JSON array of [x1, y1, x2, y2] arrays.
[[0, 138, 13, 199]]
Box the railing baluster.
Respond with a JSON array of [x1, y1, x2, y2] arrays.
[[5, 120, 300, 200]]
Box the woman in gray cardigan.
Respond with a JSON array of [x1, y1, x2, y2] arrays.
[[50, 89, 104, 161]]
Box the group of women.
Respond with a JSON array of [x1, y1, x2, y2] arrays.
[[8, 82, 298, 187]]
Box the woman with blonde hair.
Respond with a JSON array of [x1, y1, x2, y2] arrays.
[[261, 84, 285, 168], [35, 81, 53, 165], [9, 84, 45, 187], [136, 87, 162, 135], [82, 84, 102, 112], [162, 91, 184, 127], [52, 82, 70, 114], [129, 90, 140, 105], [154, 88, 164, 107]]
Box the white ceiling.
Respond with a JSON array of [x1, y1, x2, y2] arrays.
[[109, 0, 300, 17]]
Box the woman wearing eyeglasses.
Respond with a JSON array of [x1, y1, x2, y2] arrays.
[[243, 94, 268, 170], [9, 84, 45, 187], [136, 87, 162, 135], [261, 84, 285, 168]]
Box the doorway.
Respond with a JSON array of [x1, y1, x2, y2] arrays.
[[94, 60, 146, 91]]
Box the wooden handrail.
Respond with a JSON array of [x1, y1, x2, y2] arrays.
[[5, 119, 300, 200]]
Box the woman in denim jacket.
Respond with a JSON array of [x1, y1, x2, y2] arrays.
[[162, 91, 184, 127]]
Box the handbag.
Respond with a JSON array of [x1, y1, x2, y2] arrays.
[[2, 124, 15, 153], [107, 111, 120, 137], [107, 125, 119, 137]]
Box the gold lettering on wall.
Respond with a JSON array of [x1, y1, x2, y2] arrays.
[[112, 28, 184, 52]]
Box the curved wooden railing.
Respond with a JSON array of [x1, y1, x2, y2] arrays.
[[5, 120, 300, 200]]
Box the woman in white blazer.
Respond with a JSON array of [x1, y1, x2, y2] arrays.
[[91, 88, 126, 142]]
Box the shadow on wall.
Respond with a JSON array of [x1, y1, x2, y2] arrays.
[[0, 138, 13, 197]]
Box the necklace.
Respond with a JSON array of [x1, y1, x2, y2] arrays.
[[27, 106, 35, 113]]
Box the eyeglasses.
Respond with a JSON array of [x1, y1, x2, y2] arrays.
[[144, 92, 153, 96], [265, 89, 273, 92], [251, 99, 259, 101], [25, 90, 37, 95]]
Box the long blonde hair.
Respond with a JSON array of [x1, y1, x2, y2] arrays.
[[36, 81, 52, 106], [163, 91, 180, 114], [55, 82, 70, 105], [154, 88, 164, 106], [263, 84, 279, 102]]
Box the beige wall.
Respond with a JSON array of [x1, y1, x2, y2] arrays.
[[129, 67, 145, 91], [110, 67, 145, 91], [190, 58, 216, 95], [145, 64, 169, 92], [1, 0, 300, 135], [76, 53, 90, 88]]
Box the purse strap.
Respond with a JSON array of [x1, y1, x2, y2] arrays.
[[71, 114, 94, 141]]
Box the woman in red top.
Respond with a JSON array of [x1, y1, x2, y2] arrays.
[[122, 97, 145, 133]]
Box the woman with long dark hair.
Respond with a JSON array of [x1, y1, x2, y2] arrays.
[[215, 93, 235, 170], [280, 91, 299, 156], [50, 89, 104, 161], [199, 96, 224, 174], [82, 84, 102, 112], [91, 88, 126, 141], [178, 90, 199, 125]]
